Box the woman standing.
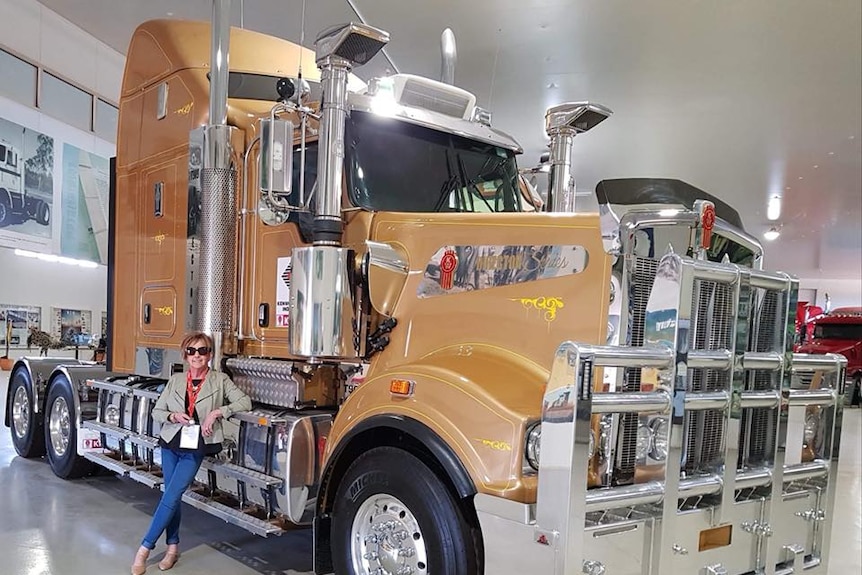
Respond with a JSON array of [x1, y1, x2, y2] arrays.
[[131, 332, 251, 574]]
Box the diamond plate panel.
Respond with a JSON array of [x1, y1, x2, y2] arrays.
[[226, 358, 299, 408]]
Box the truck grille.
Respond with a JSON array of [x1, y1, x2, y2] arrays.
[[684, 280, 733, 474], [614, 257, 657, 484], [739, 289, 783, 468]]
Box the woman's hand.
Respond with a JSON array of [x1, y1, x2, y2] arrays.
[[171, 412, 193, 425], [202, 408, 222, 437]]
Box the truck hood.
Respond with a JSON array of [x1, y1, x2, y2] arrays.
[[797, 340, 858, 357]]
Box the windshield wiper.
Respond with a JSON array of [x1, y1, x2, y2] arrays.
[[432, 173, 461, 212]]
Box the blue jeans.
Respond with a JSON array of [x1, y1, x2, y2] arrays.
[[141, 448, 204, 549]]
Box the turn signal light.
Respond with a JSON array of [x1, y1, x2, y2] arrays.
[[390, 379, 415, 396]]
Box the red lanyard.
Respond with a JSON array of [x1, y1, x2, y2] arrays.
[[186, 370, 208, 418]]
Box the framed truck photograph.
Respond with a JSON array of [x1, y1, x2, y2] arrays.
[[51, 306, 92, 346]]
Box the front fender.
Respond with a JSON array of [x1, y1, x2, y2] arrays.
[[327, 344, 547, 502]]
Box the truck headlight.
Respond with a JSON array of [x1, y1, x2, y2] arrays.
[[636, 423, 653, 461], [649, 418, 669, 461], [526, 423, 541, 471]]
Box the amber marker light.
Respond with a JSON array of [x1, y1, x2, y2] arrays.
[[390, 379, 415, 397]]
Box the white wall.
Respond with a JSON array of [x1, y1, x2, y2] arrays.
[[0, 0, 122, 359], [799, 278, 862, 310], [0, 246, 107, 359], [0, 0, 124, 103]]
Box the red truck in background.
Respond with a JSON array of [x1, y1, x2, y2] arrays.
[[797, 307, 862, 407]]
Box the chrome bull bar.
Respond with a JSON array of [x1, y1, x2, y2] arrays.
[[535, 252, 847, 575]]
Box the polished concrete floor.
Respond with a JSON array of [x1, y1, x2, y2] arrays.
[[1, 370, 860, 575]]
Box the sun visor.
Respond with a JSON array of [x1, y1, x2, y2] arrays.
[[595, 178, 745, 231]]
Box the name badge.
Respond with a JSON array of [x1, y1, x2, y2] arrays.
[[180, 424, 201, 449]]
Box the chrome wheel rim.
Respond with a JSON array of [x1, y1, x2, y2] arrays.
[[49, 396, 71, 457], [351, 493, 428, 575], [12, 386, 30, 439]]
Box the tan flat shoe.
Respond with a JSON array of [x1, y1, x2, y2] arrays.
[[158, 551, 179, 571], [131, 547, 149, 575]]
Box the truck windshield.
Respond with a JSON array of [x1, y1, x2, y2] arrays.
[[346, 110, 521, 213], [813, 323, 862, 340]]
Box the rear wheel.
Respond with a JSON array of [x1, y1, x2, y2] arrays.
[[331, 446, 481, 575], [45, 375, 94, 478], [8, 366, 45, 458], [0, 196, 10, 227], [34, 200, 50, 226]]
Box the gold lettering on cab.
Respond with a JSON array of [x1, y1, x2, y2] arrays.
[[474, 438, 513, 451]]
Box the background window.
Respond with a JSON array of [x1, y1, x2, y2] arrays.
[[40, 72, 93, 133], [0, 49, 38, 107], [94, 99, 118, 142]]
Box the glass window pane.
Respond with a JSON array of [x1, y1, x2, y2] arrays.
[[94, 99, 118, 142], [0, 49, 37, 106], [40, 72, 93, 133]]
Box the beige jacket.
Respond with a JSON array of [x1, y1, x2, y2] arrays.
[[152, 370, 251, 445]]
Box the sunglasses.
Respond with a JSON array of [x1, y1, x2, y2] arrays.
[[185, 346, 212, 356]]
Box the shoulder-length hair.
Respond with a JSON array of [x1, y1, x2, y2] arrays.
[[180, 332, 214, 360]]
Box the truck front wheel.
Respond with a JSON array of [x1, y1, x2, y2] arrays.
[[331, 446, 481, 575], [44, 375, 94, 479], [8, 366, 45, 458]]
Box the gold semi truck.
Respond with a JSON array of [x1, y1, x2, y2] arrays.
[[4, 6, 848, 575]]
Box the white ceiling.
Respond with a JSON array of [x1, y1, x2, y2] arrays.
[[38, 0, 862, 281]]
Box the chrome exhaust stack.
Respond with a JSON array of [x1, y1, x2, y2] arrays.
[[289, 23, 388, 360], [440, 28, 457, 85], [545, 102, 612, 212], [195, 0, 239, 367]]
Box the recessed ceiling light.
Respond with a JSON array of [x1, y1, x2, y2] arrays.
[[851, 136, 856, 140], [798, 176, 804, 180], [813, 165, 819, 168], [828, 151, 835, 155], [167, 12, 174, 16], [767, 196, 781, 220], [763, 228, 780, 241], [785, 186, 791, 190]]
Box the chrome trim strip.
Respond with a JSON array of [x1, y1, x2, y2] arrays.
[[592, 391, 671, 414], [784, 388, 837, 407], [739, 390, 781, 409]]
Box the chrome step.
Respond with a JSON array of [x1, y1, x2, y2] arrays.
[[131, 388, 161, 401], [127, 432, 159, 450], [82, 420, 159, 449], [88, 380, 133, 395], [201, 457, 283, 488], [82, 451, 133, 476], [129, 468, 164, 488], [181, 491, 284, 537], [82, 420, 129, 440]]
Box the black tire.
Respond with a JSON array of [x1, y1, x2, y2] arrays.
[[0, 195, 10, 227], [331, 446, 481, 575], [35, 200, 50, 226], [44, 374, 94, 479], [7, 366, 45, 458]]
